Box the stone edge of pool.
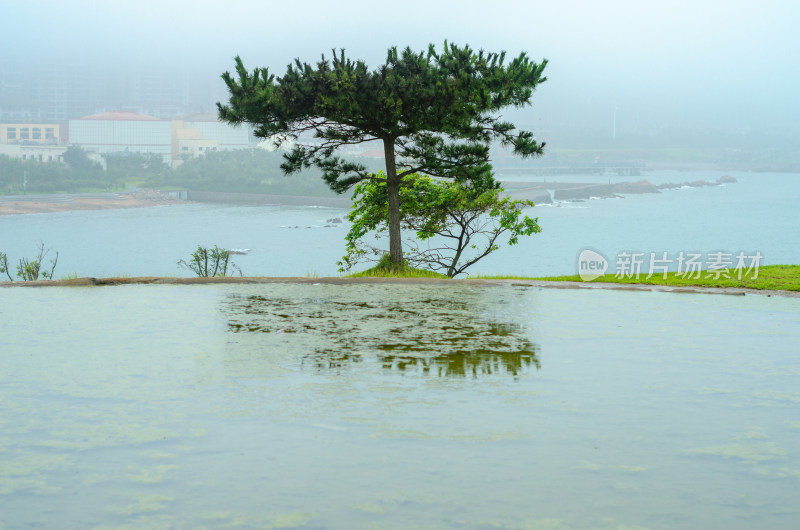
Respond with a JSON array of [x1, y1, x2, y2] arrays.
[[1, 276, 797, 298]]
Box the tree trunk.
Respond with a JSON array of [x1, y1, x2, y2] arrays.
[[448, 229, 465, 278], [383, 137, 403, 264]]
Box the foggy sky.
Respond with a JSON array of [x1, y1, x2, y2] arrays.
[[5, 0, 800, 141]]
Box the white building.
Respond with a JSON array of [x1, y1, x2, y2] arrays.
[[171, 112, 250, 167], [69, 111, 173, 163], [66, 111, 250, 167], [0, 143, 67, 163]]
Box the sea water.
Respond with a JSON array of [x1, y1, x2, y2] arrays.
[[0, 170, 797, 278], [1, 283, 799, 528]]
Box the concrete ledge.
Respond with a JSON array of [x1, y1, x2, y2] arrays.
[[1, 276, 797, 298]]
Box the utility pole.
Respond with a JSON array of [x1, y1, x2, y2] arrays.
[[612, 104, 618, 141]]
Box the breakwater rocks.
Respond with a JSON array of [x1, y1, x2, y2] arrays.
[[553, 179, 659, 201], [505, 175, 737, 203], [655, 174, 737, 190], [503, 189, 554, 204]]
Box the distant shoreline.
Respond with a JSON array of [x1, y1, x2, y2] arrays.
[[0, 189, 353, 215], [0, 190, 182, 216]]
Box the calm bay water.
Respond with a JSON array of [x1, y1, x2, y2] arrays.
[[0, 170, 797, 278], [1, 283, 799, 528]]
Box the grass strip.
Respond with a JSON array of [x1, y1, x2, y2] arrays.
[[346, 255, 449, 279], [477, 265, 800, 291]]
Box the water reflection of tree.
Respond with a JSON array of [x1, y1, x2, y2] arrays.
[[224, 289, 540, 379], [379, 346, 539, 378]]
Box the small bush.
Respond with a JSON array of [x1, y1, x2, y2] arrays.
[[178, 245, 242, 277], [0, 242, 59, 281], [0, 252, 9, 281]]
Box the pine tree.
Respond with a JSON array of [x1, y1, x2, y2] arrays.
[[218, 42, 547, 263]]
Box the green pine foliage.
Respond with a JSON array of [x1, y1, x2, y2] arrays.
[[218, 42, 548, 262]]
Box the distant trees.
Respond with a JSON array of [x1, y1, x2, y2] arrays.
[[62, 145, 102, 174], [0, 147, 343, 195], [0, 155, 65, 194], [218, 42, 548, 265], [105, 152, 168, 188], [166, 149, 344, 196], [0, 143, 384, 196], [0, 147, 112, 194]]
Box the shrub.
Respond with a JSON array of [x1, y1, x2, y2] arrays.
[[0, 242, 59, 281], [178, 245, 242, 277]]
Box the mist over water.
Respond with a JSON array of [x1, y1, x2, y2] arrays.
[[4, 1, 799, 149]]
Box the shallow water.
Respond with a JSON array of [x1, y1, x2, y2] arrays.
[[1, 284, 799, 528]]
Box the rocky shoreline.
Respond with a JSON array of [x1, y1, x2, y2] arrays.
[[504, 175, 737, 203]]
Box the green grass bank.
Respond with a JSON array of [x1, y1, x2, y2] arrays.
[[478, 265, 800, 291]]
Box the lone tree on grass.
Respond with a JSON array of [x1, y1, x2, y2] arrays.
[[340, 173, 542, 277], [218, 42, 547, 264]]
